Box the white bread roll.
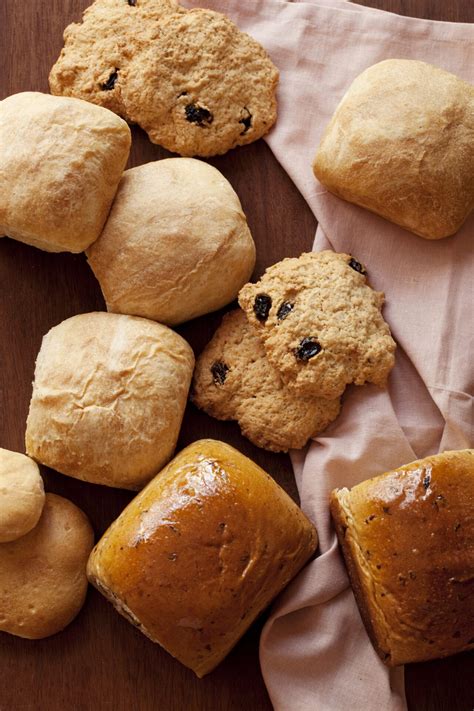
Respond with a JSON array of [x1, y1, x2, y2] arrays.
[[0, 448, 45, 543], [0, 493, 93, 639], [0, 92, 130, 252], [87, 158, 256, 325], [25, 312, 195, 489]]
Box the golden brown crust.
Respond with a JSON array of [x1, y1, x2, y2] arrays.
[[331, 449, 474, 665], [0, 92, 131, 252], [87, 439, 317, 676], [86, 159, 256, 325], [313, 60, 474, 239], [25, 312, 194, 489], [0, 493, 94, 639]]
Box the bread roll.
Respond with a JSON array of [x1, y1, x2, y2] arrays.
[[87, 439, 317, 676], [0, 92, 130, 252], [0, 493, 93, 639], [86, 158, 256, 325], [0, 449, 45, 543], [313, 60, 474, 239], [25, 312, 194, 489], [330, 449, 474, 665]]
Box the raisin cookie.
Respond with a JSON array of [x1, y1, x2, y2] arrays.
[[120, 9, 279, 156], [191, 310, 341, 452], [238, 251, 396, 399], [49, 0, 181, 116]]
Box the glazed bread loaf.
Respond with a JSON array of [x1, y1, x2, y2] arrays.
[[87, 158, 256, 325], [0, 448, 45, 543], [87, 439, 317, 676], [313, 60, 474, 239], [330, 449, 474, 665], [0, 493, 94, 639], [25, 312, 194, 489], [0, 92, 130, 252]]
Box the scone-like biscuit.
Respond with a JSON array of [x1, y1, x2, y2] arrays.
[[120, 9, 279, 156], [87, 159, 256, 325], [0, 493, 94, 639], [0, 449, 45, 543], [313, 60, 474, 239], [238, 251, 396, 399], [192, 310, 341, 452], [330, 450, 474, 665], [0, 92, 131, 252], [49, 0, 181, 115], [25, 312, 195, 490]]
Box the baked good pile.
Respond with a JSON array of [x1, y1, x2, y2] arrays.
[[0, 0, 473, 682]]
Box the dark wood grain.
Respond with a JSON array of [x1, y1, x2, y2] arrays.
[[0, 1, 472, 710]]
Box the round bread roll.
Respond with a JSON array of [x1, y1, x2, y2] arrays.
[[0, 448, 45, 543], [0, 493, 94, 639], [25, 312, 195, 489], [0, 92, 131, 252], [86, 158, 256, 325]]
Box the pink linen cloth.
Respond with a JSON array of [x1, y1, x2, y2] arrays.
[[183, 1, 474, 708]]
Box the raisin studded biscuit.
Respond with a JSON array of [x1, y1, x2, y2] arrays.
[[238, 251, 396, 399], [120, 9, 279, 156], [191, 310, 341, 453], [49, 0, 181, 116]]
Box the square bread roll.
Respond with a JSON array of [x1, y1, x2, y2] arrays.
[[87, 439, 317, 676], [330, 449, 474, 666], [313, 60, 474, 239], [0, 92, 131, 252], [25, 312, 194, 489]]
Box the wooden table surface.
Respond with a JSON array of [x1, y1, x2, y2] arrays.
[[0, 1, 472, 709]]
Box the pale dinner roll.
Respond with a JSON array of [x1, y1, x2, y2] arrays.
[[87, 439, 317, 677], [0, 448, 45, 543], [313, 60, 474, 239], [25, 312, 194, 489], [86, 158, 256, 325], [0, 493, 94, 639], [0, 92, 131, 252]]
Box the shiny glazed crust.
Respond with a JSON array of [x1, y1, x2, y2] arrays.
[[0, 92, 131, 252], [330, 449, 474, 665], [25, 312, 195, 489], [87, 439, 317, 676], [313, 60, 474, 239]]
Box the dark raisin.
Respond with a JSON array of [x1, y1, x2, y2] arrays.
[[239, 108, 252, 135], [277, 301, 294, 321], [454, 523, 461, 532], [348, 258, 366, 275], [127, 0, 137, 5], [101, 70, 119, 91], [185, 103, 213, 126], [167, 552, 177, 561], [295, 337, 322, 362], [365, 514, 376, 524], [178, 91, 188, 98], [423, 472, 431, 490], [382, 506, 391, 514], [211, 361, 229, 385], [253, 294, 272, 322]]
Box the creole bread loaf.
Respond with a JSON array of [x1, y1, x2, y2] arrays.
[[313, 60, 474, 239], [0, 493, 93, 639], [87, 439, 317, 676], [87, 158, 256, 325], [0, 448, 45, 543], [0, 92, 130, 252], [330, 449, 474, 666], [25, 312, 194, 489]]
